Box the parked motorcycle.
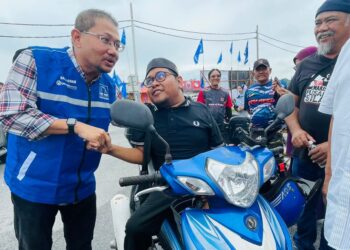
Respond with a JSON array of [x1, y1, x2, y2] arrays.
[[109, 94, 300, 250]]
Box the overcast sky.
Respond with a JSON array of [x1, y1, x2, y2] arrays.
[[0, 0, 324, 83]]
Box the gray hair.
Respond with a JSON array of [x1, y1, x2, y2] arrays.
[[74, 9, 118, 32]]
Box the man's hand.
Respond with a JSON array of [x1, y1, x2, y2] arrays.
[[309, 142, 328, 166], [272, 79, 289, 96], [74, 122, 109, 148], [86, 132, 112, 153], [291, 129, 315, 148]]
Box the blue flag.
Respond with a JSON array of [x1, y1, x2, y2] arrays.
[[193, 39, 204, 64], [112, 70, 123, 88], [217, 52, 223, 64], [121, 82, 127, 98], [237, 51, 241, 63], [229, 42, 233, 54], [121, 29, 126, 46], [244, 41, 249, 65]]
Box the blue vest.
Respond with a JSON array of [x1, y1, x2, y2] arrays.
[[5, 47, 116, 204]]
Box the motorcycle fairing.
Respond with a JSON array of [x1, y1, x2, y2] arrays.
[[160, 219, 183, 250], [179, 197, 292, 250]]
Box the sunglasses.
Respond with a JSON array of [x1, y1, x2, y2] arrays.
[[143, 71, 176, 88]]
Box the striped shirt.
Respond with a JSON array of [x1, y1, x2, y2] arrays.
[[319, 38, 350, 250], [0, 48, 92, 140]]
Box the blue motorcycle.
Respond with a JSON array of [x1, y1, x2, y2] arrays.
[[110, 94, 304, 250]]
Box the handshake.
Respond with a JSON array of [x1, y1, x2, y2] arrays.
[[74, 121, 112, 154]]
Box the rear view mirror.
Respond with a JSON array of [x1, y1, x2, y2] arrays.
[[275, 94, 295, 120], [110, 100, 154, 130]]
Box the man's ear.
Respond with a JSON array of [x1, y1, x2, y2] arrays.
[[71, 28, 82, 48], [176, 76, 183, 88]]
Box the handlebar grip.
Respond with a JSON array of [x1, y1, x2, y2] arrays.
[[119, 173, 163, 187]]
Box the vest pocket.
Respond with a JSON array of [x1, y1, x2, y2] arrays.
[[17, 151, 37, 181]]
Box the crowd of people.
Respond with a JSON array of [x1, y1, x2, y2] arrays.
[[0, 0, 350, 249]]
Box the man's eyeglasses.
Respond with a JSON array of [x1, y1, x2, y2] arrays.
[[82, 31, 124, 52], [143, 71, 176, 88]]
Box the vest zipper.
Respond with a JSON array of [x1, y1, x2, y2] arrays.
[[74, 85, 92, 203]]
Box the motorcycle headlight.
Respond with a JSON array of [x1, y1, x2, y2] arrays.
[[263, 157, 276, 183], [177, 176, 215, 196], [207, 152, 259, 208]]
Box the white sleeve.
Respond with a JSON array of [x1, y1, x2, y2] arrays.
[[319, 38, 350, 115]]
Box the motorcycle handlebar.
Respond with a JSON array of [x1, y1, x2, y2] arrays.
[[119, 173, 164, 187], [236, 127, 267, 146], [270, 146, 284, 155]]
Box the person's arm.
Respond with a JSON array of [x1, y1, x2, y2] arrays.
[[322, 117, 333, 204], [88, 127, 146, 164], [272, 77, 289, 97], [284, 93, 314, 148], [0, 49, 55, 140], [0, 49, 109, 147], [106, 144, 144, 164]]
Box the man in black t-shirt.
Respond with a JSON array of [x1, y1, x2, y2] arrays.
[[99, 58, 223, 250], [286, 2, 350, 249]]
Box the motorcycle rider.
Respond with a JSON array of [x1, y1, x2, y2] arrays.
[[96, 58, 223, 250]]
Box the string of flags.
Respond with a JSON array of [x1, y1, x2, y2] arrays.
[[119, 28, 249, 69], [114, 29, 250, 94], [193, 39, 249, 65]]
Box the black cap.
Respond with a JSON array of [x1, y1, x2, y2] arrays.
[[145, 58, 178, 77], [253, 58, 270, 70], [316, 0, 350, 17]]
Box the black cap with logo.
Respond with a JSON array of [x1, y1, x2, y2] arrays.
[[253, 58, 270, 70]]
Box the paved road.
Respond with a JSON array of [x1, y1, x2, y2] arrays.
[[0, 126, 138, 250]]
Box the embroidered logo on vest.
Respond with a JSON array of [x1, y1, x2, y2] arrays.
[[56, 76, 77, 90], [99, 84, 110, 100]]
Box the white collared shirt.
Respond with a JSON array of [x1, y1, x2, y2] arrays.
[[319, 38, 350, 250]]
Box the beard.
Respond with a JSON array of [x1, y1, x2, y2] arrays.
[[318, 40, 335, 55], [316, 31, 335, 56]]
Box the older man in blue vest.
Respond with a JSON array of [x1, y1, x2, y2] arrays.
[[0, 9, 120, 250]]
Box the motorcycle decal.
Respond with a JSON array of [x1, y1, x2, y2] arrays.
[[257, 196, 292, 250]]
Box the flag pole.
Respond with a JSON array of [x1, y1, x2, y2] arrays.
[[256, 25, 259, 60], [230, 44, 233, 91], [202, 49, 205, 87], [237, 53, 239, 88], [130, 2, 139, 102]]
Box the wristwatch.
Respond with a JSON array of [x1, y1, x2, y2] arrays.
[[66, 118, 77, 134]]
